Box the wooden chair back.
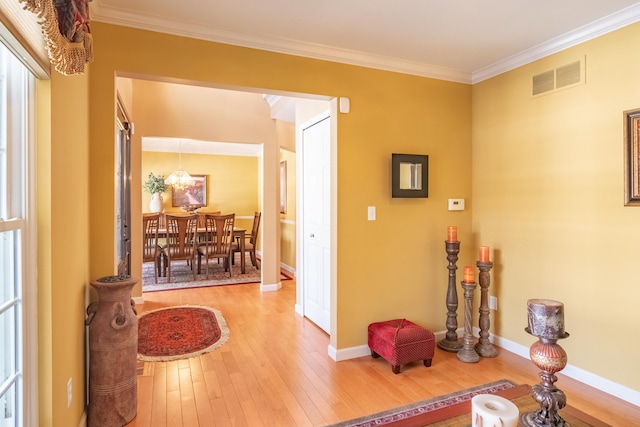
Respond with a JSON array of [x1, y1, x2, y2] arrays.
[[248, 211, 261, 247], [197, 210, 221, 228], [197, 213, 235, 278], [165, 214, 198, 261], [142, 213, 161, 263], [142, 213, 162, 283]]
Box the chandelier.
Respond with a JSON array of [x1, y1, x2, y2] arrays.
[[164, 140, 194, 189]]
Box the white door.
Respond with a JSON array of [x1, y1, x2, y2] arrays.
[[301, 115, 331, 333]]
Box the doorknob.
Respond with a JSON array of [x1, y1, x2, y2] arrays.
[[310, 233, 315, 238]]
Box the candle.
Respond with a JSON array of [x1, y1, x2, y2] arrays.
[[472, 394, 518, 427], [447, 226, 457, 242], [463, 266, 475, 283], [479, 246, 490, 263], [526, 299, 566, 339]]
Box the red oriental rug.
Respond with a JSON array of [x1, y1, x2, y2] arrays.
[[328, 380, 516, 427], [328, 380, 609, 427], [137, 305, 229, 362]]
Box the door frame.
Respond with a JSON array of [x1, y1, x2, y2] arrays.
[[295, 99, 339, 355]]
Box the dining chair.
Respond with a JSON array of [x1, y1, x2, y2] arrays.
[[142, 213, 163, 283], [196, 210, 221, 228], [164, 213, 198, 282], [197, 213, 235, 278], [232, 211, 260, 270]]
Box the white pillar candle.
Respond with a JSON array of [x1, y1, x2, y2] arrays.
[[472, 394, 519, 427]]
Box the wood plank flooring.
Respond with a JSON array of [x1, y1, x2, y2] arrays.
[[127, 279, 640, 426]]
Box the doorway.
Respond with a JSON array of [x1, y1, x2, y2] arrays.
[[300, 113, 331, 333]]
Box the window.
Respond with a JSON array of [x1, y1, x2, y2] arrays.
[[0, 39, 36, 427]]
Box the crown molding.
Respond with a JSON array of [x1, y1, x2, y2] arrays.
[[89, 1, 472, 83], [91, 1, 640, 86], [472, 3, 640, 83]]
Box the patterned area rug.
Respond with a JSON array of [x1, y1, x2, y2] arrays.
[[327, 379, 516, 427], [142, 254, 290, 292], [137, 305, 229, 362]]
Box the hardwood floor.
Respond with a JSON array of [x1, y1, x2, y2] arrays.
[[127, 279, 640, 426]]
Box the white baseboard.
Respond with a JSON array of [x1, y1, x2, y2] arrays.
[[280, 262, 295, 278], [331, 329, 640, 406], [132, 296, 144, 305], [260, 281, 281, 292], [492, 334, 640, 406]]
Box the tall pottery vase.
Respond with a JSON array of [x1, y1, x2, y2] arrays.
[[149, 192, 163, 213], [86, 275, 139, 427]]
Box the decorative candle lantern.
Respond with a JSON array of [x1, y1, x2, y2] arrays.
[[522, 299, 570, 427]]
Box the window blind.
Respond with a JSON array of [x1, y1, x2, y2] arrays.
[[0, 0, 50, 79]]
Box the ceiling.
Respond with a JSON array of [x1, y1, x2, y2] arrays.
[[91, 0, 640, 84]]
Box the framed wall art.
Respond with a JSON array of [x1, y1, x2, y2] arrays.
[[624, 109, 640, 206], [171, 174, 207, 208], [391, 153, 429, 198]]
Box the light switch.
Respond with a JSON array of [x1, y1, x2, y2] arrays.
[[367, 206, 376, 221], [448, 198, 465, 211]]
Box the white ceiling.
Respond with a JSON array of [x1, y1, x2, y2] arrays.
[[142, 137, 263, 157], [91, 0, 640, 84]]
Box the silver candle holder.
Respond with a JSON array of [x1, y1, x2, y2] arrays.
[[521, 299, 570, 427]]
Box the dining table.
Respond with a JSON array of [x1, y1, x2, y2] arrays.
[[155, 226, 247, 275]]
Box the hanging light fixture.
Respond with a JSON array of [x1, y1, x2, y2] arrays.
[[164, 139, 194, 189]]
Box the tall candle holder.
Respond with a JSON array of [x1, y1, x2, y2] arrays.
[[438, 241, 463, 352], [474, 261, 498, 357], [521, 299, 570, 427], [457, 278, 480, 363]]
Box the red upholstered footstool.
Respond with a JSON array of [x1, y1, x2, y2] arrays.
[[368, 319, 435, 374]]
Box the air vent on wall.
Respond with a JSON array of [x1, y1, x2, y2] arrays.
[[532, 58, 584, 97]]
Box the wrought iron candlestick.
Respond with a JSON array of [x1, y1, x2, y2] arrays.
[[438, 240, 463, 352], [474, 261, 498, 357], [521, 299, 570, 427], [457, 279, 480, 363]]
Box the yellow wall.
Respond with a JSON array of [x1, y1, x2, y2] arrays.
[[142, 151, 259, 219], [280, 148, 296, 269], [472, 23, 640, 390], [39, 70, 91, 426], [89, 22, 472, 353]]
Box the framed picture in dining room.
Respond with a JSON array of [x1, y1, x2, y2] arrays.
[[280, 161, 287, 214], [171, 174, 207, 208]]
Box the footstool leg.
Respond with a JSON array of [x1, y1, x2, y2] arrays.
[[424, 359, 432, 367], [371, 350, 380, 358], [392, 365, 401, 374]]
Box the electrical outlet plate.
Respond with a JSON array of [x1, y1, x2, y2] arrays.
[[489, 296, 498, 310]]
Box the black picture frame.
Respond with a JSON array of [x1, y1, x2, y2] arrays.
[[391, 154, 429, 198]]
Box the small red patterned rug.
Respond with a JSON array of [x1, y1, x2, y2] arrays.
[[137, 305, 229, 362]]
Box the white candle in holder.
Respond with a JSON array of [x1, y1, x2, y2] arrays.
[[472, 394, 518, 427]]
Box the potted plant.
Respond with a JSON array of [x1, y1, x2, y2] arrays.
[[143, 172, 167, 212]]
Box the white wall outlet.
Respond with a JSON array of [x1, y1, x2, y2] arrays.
[[448, 198, 465, 211], [367, 206, 376, 221], [489, 296, 498, 311], [67, 377, 72, 408]]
